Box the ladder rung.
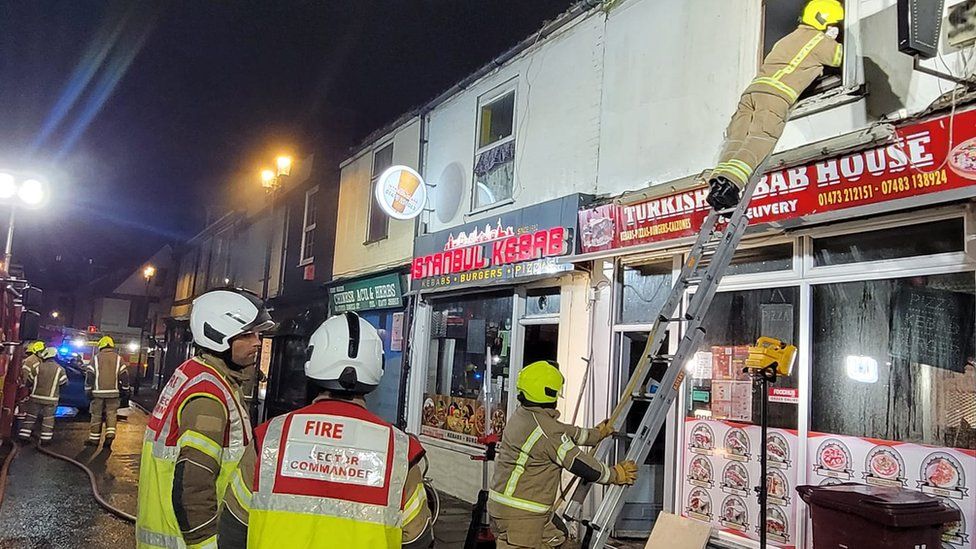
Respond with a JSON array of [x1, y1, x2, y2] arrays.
[[630, 392, 655, 402]]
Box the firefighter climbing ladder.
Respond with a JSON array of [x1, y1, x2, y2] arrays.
[[562, 166, 767, 549]]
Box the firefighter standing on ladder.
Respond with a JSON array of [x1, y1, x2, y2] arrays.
[[489, 361, 638, 548], [85, 335, 130, 448], [706, 0, 845, 211]]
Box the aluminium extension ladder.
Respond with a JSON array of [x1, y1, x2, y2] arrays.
[[562, 165, 768, 548]]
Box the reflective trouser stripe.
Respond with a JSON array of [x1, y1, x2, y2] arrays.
[[503, 426, 544, 496], [487, 490, 551, 513]]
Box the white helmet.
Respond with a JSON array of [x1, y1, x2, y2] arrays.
[[305, 312, 384, 394], [38, 346, 58, 360], [190, 289, 274, 353]]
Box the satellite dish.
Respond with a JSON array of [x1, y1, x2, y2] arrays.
[[433, 162, 464, 223]]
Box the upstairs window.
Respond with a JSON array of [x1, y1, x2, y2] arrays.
[[300, 186, 319, 265], [367, 143, 394, 242], [474, 89, 516, 210], [762, 0, 845, 100]]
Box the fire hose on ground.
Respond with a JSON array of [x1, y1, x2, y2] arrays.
[[17, 440, 136, 523]]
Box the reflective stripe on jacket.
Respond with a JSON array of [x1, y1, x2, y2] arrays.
[[30, 359, 67, 404], [488, 406, 610, 519], [135, 357, 251, 549], [87, 349, 129, 397], [248, 399, 425, 549], [745, 25, 843, 104]]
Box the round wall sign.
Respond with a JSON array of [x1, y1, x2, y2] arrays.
[[374, 165, 427, 220]]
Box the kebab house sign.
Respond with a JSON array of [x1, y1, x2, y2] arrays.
[[579, 109, 976, 253], [411, 194, 585, 291]]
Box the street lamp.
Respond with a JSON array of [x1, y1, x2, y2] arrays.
[[0, 171, 48, 272], [140, 264, 155, 391], [50, 310, 60, 319], [259, 154, 292, 301]]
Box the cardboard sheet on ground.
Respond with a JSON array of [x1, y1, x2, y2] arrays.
[[645, 512, 711, 549]]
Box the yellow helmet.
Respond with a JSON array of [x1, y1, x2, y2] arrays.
[[802, 0, 844, 31], [516, 360, 564, 405], [98, 335, 115, 349], [26, 340, 45, 354]]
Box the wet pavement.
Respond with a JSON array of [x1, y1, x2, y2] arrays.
[[0, 408, 141, 549]]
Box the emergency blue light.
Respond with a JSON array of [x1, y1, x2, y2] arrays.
[[58, 346, 69, 354]]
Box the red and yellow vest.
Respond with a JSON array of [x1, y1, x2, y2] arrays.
[[248, 399, 424, 548], [136, 357, 252, 549]]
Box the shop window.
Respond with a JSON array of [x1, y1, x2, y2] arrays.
[[726, 243, 793, 276], [473, 90, 515, 210], [367, 144, 393, 243], [762, 0, 844, 99], [813, 219, 965, 266], [300, 186, 319, 265], [685, 287, 800, 429], [422, 293, 513, 445], [811, 273, 976, 449], [620, 260, 673, 325]]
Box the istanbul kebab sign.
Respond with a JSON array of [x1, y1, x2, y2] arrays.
[[579, 108, 976, 253], [410, 194, 586, 291]]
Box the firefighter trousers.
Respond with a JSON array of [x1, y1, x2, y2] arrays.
[[89, 397, 120, 442], [710, 92, 791, 188], [490, 514, 573, 549], [18, 401, 57, 442]]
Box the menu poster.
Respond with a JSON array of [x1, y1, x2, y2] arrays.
[[808, 432, 976, 548], [712, 380, 754, 423], [682, 419, 800, 548]]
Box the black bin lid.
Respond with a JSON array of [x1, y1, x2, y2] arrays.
[[797, 483, 961, 528]]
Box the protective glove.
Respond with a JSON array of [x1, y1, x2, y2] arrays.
[[594, 419, 616, 443], [610, 460, 639, 486], [825, 26, 839, 40]]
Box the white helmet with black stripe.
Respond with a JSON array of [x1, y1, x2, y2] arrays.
[[190, 288, 274, 353], [304, 312, 384, 394]]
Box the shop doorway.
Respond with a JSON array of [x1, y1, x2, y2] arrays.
[[614, 330, 669, 538]]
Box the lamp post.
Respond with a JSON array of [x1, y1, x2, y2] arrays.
[[259, 155, 292, 301], [0, 172, 47, 273], [140, 264, 155, 391]]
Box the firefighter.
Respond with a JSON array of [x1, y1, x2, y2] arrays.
[[136, 288, 273, 549], [706, 0, 844, 211], [488, 360, 638, 548], [248, 312, 433, 549], [85, 335, 130, 448], [17, 346, 68, 443], [17, 340, 45, 417]]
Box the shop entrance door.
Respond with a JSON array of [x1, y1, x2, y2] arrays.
[[614, 330, 669, 537], [361, 310, 404, 425]]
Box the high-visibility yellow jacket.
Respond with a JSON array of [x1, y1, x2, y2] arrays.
[[248, 398, 430, 549], [136, 356, 253, 549]]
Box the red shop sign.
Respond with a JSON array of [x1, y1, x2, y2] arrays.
[[579, 108, 976, 254]]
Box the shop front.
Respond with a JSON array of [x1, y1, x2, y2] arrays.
[[576, 108, 976, 547], [327, 269, 409, 426], [406, 194, 593, 501]]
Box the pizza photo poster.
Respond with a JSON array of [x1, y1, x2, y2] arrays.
[[682, 418, 800, 548], [808, 433, 976, 548]]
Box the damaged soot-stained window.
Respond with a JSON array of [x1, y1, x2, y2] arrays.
[[811, 272, 976, 450]]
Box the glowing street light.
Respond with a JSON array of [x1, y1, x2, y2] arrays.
[[50, 310, 60, 319], [128, 341, 139, 353], [0, 174, 15, 199], [260, 169, 276, 189], [18, 179, 45, 206], [143, 265, 156, 280], [276, 155, 293, 176]]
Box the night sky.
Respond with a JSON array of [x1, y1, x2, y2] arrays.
[[0, 0, 576, 291]]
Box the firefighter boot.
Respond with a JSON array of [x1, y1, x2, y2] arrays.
[[706, 176, 741, 213]]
